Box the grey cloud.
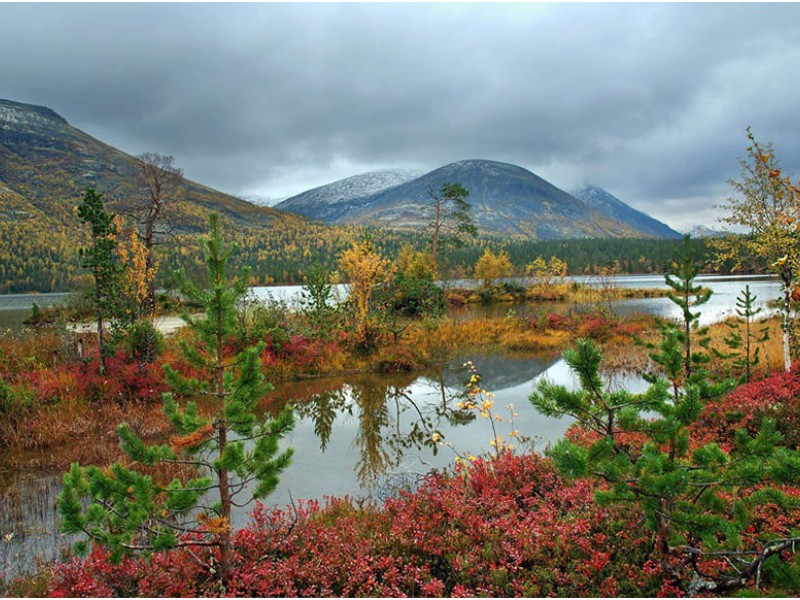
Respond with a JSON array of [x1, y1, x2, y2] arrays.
[[1, 3, 800, 228]]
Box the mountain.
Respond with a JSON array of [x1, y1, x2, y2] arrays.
[[240, 194, 288, 207], [684, 225, 725, 239], [280, 159, 667, 240], [1, 98, 334, 292], [276, 168, 425, 222], [571, 185, 681, 239], [0, 98, 295, 232]]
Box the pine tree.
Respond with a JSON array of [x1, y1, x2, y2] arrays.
[[77, 188, 123, 373], [719, 285, 770, 383], [663, 235, 713, 381], [427, 182, 478, 270], [58, 214, 294, 586], [299, 263, 334, 329], [530, 246, 800, 593]]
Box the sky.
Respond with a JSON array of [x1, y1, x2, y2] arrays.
[[2, 3, 800, 231]]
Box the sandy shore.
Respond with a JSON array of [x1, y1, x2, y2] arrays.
[[69, 315, 194, 335]]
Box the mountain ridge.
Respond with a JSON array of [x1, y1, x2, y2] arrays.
[[279, 159, 678, 240], [571, 185, 681, 239], [0, 97, 291, 231], [276, 168, 425, 222]]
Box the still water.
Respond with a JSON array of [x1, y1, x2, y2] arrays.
[[0, 274, 780, 331], [0, 274, 782, 576]]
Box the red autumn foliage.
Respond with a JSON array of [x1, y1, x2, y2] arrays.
[[49, 453, 667, 597], [576, 315, 615, 340], [24, 350, 166, 405], [693, 368, 800, 449], [546, 312, 574, 330], [254, 332, 346, 375]]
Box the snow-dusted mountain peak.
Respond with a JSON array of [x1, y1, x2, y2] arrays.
[[278, 168, 425, 210]]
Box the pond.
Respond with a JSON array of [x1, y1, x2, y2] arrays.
[[0, 293, 72, 333], [0, 274, 782, 577]]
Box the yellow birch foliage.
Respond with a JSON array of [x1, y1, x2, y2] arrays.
[[714, 129, 800, 273], [338, 240, 394, 334], [116, 218, 159, 317], [526, 255, 567, 286], [712, 128, 800, 369], [474, 247, 513, 289], [396, 242, 436, 280]]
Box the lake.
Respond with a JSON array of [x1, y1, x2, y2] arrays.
[[0, 274, 782, 577], [0, 273, 780, 331]]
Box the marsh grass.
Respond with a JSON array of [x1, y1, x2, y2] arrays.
[[600, 314, 785, 380]]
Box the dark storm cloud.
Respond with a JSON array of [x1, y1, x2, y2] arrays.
[[2, 3, 799, 228]]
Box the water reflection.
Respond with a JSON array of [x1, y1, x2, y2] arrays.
[[261, 353, 563, 510], [290, 374, 475, 489], [0, 473, 73, 578], [0, 348, 625, 576]]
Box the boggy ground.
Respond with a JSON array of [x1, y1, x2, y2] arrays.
[[0, 304, 786, 471]]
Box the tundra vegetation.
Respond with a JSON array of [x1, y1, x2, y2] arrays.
[[1, 145, 800, 596]]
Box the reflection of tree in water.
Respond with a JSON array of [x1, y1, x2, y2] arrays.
[[294, 371, 475, 487], [351, 379, 394, 486], [440, 352, 558, 391], [298, 388, 349, 452]]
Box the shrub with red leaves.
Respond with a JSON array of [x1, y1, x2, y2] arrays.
[[49, 453, 666, 598], [576, 315, 614, 340], [693, 369, 800, 449], [26, 350, 167, 405]]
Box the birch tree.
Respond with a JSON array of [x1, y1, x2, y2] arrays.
[[713, 128, 800, 370]]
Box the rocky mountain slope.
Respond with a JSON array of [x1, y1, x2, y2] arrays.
[[571, 185, 681, 239], [0, 98, 318, 292], [0, 98, 295, 232], [279, 159, 676, 240], [276, 168, 425, 222]]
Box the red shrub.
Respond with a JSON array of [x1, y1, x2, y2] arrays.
[[51, 547, 139, 598], [693, 369, 800, 449], [86, 352, 168, 404], [546, 312, 574, 331], [576, 315, 614, 340], [24, 351, 167, 405], [48, 453, 666, 598]]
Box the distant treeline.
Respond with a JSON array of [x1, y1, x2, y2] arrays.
[[443, 236, 732, 277], [0, 214, 759, 294], [162, 232, 756, 291]]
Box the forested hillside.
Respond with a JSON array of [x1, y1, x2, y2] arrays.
[[0, 99, 750, 293]]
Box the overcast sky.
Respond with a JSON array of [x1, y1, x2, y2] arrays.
[[2, 3, 800, 230]]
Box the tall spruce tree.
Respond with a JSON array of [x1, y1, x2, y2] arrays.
[[530, 244, 800, 593], [719, 285, 770, 383], [77, 188, 122, 373], [58, 214, 294, 586], [663, 235, 713, 379]]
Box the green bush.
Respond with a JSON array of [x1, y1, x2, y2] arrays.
[[376, 273, 446, 318], [121, 320, 165, 364], [0, 379, 36, 429], [236, 298, 292, 352]]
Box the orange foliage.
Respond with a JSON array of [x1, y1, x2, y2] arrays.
[[170, 423, 214, 450]]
